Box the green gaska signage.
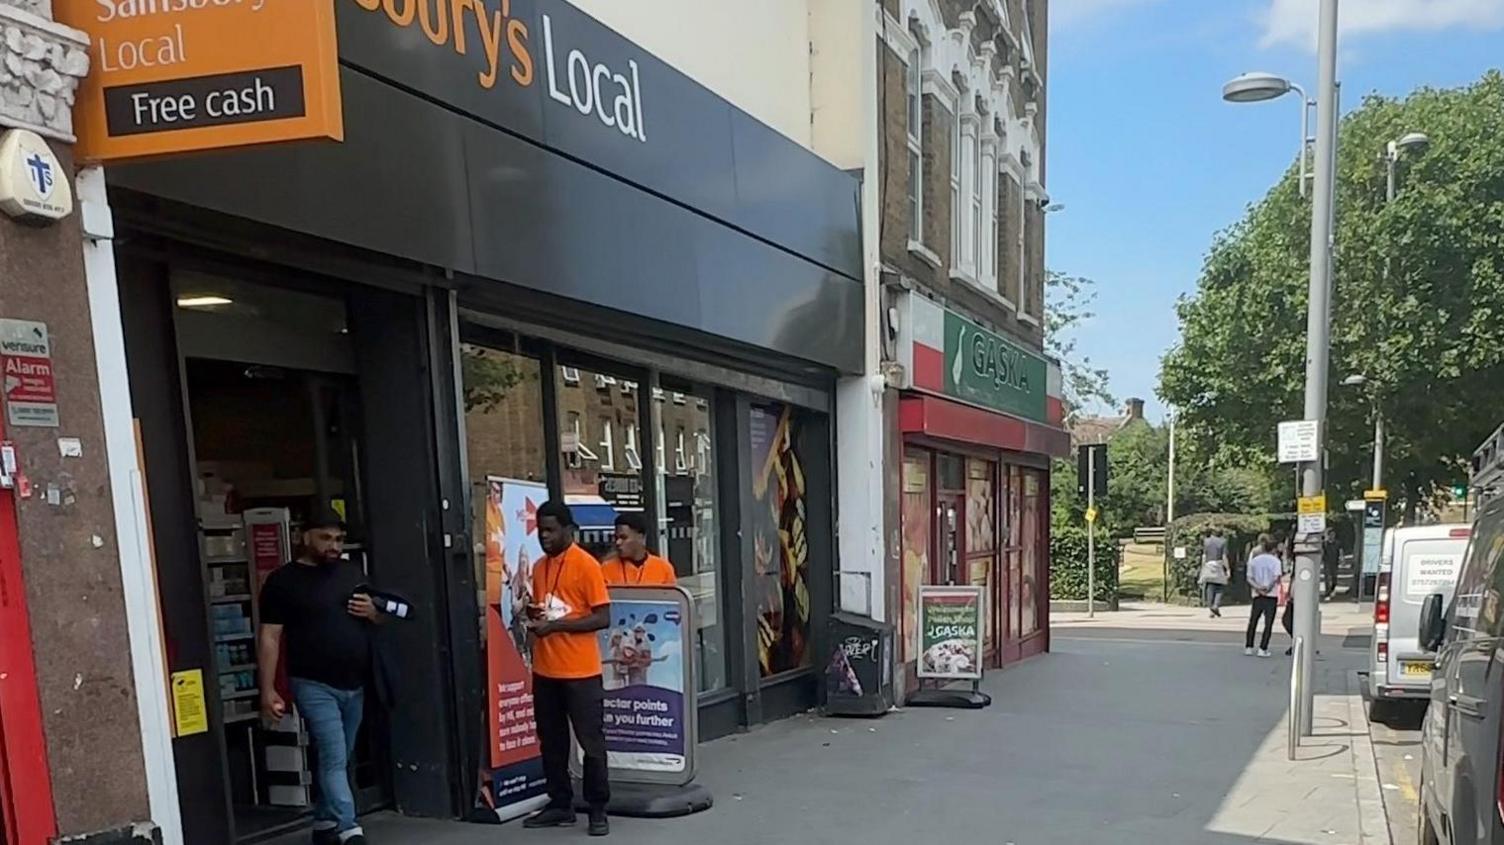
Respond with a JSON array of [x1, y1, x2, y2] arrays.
[[917, 586, 984, 680], [943, 311, 1049, 422]]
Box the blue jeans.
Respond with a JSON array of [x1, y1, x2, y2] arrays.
[[291, 679, 364, 834]]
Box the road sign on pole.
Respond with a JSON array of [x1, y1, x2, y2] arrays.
[[1278, 420, 1321, 464]]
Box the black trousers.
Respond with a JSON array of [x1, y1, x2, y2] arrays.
[[1246, 596, 1278, 650], [1283, 600, 1295, 637], [533, 674, 610, 810]]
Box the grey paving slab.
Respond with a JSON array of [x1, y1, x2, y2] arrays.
[[273, 607, 1389, 845]]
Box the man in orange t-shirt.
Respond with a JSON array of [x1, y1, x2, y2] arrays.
[[523, 501, 612, 836], [601, 513, 678, 587]]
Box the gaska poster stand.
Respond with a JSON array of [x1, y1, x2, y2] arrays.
[[907, 585, 991, 709]]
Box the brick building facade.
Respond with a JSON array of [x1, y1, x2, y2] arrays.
[[874, 0, 1069, 691]]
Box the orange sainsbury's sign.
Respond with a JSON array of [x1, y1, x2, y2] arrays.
[[53, 0, 343, 162]]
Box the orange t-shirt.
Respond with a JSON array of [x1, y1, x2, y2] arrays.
[[601, 554, 677, 587], [530, 544, 611, 679]]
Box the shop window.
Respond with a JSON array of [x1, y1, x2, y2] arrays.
[[657, 382, 727, 692], [1021, 469, 1044, 637], [555, 365, 642, 559], [900, 452, 931, 663], [748, 402, 813, 677], [966, 459, 998, 655]]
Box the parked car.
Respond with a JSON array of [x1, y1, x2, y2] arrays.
[[1369, 523, 1472, 722], [1417, 499, 1504, 844]]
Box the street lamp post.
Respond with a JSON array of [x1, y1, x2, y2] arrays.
[[1385, 132, 1430, 203], [1222, 73, 1315, 198], [1220, 0, 1341, 735], [1343, 374, 1383, 491]]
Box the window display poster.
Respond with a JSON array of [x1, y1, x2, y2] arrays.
[[481, 478, 547, 816], [917, 585, 984, 680], [748, 403, 811, 676], [597, 593, 690, 778]]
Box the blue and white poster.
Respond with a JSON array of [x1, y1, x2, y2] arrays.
[[596, 590, 695, 780]]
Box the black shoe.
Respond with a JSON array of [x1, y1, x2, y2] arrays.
[[1285, 647, 1293, 656], [523, 807, 576, 828], [344, 836, 366, 845], [588, 808, 610, 837], [311, 828, 339, 845]]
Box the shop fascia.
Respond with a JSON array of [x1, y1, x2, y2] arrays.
[[350, 0, 647, 143], [893, 291, 1053, 424]]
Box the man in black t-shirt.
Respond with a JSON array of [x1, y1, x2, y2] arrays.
[[259, 516, 382, 845]]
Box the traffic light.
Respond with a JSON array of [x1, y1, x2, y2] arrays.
[[1077, 443, 1108, 499]]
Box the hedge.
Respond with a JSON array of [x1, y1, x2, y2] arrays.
[[1050, 524, 1119, 602], [1165, 513, 1270, 602]]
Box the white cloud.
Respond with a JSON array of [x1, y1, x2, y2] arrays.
[[1051, 0, 1165, 30], [1260, 0, 1504, 50]]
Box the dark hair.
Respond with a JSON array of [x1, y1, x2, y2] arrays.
[[536, 500, 576, 528], [614, 512, 649, 535], [1258, 533, 1277, 554], [304, 511, 346, 532]]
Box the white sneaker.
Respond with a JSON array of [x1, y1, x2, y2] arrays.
[[1244, 647, 1255, 656], [1258, 649, 1272, 658]]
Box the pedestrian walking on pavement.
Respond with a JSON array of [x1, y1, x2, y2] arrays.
[[1245, 535, 1282, 658], [522, 501, 614, 837], [1322, 527, 1340, 600], [1198, 528, 1230, 617], [258, 514, 398, 845]]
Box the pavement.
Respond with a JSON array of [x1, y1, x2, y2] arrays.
[[272, 601, 1393, 845], [1369, 702, 1426, 845]]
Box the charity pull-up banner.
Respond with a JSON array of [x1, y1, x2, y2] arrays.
[[54, 0, 344, 161]]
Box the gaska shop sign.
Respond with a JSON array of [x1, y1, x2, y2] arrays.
[[944, 310, 1048, 422], [345, 0, 648, 144], [54, 0, 343, 161]]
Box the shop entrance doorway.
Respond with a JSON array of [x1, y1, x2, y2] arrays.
[[173, 277, 394, 842]]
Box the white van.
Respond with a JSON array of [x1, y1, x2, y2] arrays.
[[1368, 523, 1472, 720]]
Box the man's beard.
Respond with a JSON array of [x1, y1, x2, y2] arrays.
[[317, 549, 343, 564]]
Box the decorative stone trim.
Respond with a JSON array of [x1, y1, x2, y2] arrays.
[[0, 2, 90, 142]]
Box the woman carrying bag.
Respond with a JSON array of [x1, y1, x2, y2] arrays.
[[1197, 529, 1231, 618]]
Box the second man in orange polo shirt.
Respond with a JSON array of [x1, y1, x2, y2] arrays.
[[601, 513, 677, 586]]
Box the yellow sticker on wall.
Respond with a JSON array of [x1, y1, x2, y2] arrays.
[[171, 669, 209, 738]]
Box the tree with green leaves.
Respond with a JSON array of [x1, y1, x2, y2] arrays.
[[1161, 71, 1504, 518], [1046, 270, 1114, 420]]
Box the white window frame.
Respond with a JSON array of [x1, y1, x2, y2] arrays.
[[599, 419, 615, 471], [959, 120, 978, 274], [971, 127, 983, 277], [950, 112, 962, 264], [657, 424, 667, 473], [982, 145, 997, 289], [566, 412, 597, 467], [624, 424, 643, 471], [561, 366, 580, 385], [906, 48, 924, 244], [675, 428, 688, 474]]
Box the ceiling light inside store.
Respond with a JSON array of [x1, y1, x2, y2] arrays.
[[176, 295, 233, 308]]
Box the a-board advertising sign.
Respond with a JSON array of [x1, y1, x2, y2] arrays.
[[481, 478, 548, 819], [576, 585, 697, 786], [53, 0, 343, 162], [916, 585, 984, 680]]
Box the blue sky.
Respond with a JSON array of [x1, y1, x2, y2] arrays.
[[1046, 0, 1504, 421]]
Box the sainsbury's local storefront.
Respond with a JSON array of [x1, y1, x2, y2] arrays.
[[57, 0, 864, 840]]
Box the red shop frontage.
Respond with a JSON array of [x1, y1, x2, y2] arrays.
[[894, 293, 1070, 684]]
